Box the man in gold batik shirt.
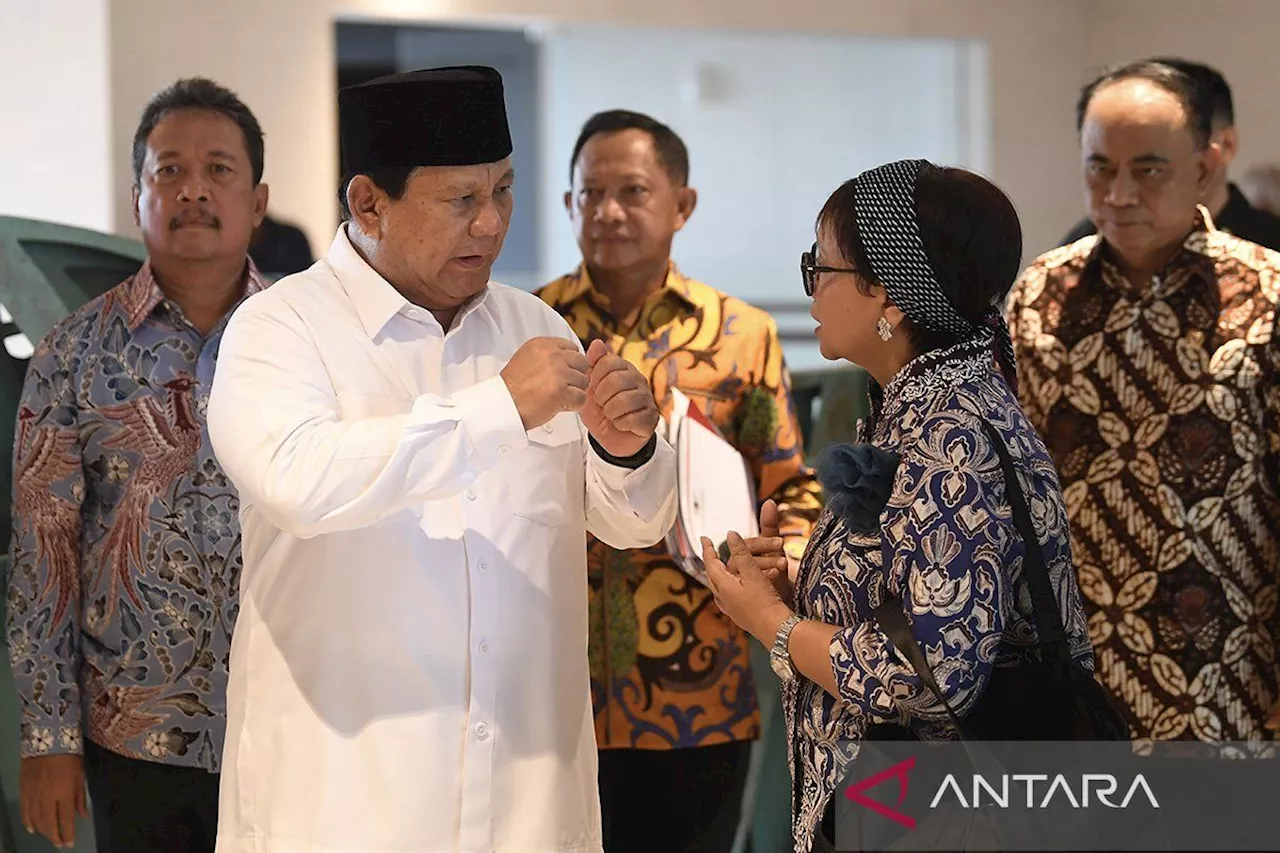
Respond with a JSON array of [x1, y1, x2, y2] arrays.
[[537, 110, 822, 853], [1009, 61, 1280, 746]]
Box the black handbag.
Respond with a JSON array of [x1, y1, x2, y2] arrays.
[[864, 419, 1129, 743]]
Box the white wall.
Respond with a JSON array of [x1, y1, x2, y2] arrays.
[[31, 0, 1280, 281], [0, 0, 112, 231], [33, 0, 1280, 272], [103, 0, 1095, 265]]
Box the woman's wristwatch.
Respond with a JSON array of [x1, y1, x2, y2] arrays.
[[769, 613, 803, 682]]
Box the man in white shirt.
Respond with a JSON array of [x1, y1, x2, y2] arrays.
[[206, 66, 678, 853]]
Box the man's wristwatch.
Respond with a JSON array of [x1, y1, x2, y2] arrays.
[[770, 613, 803, 683], [589, 434, 657, 469]]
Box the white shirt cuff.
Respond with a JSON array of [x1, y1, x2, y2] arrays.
[[443, 376, 529, 469]]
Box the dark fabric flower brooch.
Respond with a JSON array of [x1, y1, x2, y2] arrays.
[[816, 443, 902, 534]]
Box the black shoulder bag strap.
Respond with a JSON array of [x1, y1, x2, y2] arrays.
[[978, 420, 1072, 664]]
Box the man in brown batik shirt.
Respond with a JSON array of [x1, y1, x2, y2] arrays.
[[1008, 60, 1280, 744]]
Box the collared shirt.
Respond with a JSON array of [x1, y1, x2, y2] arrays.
[[207, 228, 677, 853], [6, 258, 268, 771], [1009, 208, 1280, 743], [536, 265, 824, 750], [1059, 182, 1280, 250]]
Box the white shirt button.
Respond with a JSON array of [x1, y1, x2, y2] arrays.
[[499, 445, 510, 454], [477, 560, 487, 574], [475, 723, 489, 740], [543, 423, 555, 434], [478, 641, 489, 654], [465, 488, 477, 501]]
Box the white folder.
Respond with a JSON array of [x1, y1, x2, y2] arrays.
[[662, 388, 759, 585]]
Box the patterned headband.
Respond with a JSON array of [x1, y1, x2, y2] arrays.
[[850, 159, 1019, 391]]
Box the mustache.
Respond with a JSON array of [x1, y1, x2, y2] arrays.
[[170, 209, 220, 230]]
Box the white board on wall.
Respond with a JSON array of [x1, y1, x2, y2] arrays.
[[536, 24, 989, 370]]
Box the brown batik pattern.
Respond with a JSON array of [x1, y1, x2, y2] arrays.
[[1008, 215, 1280, 744]]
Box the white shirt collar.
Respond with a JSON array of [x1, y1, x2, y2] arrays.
[[327, 225, 495, 338], [327, 225, 411, 338]]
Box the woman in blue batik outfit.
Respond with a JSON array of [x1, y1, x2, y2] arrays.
[[701, 160, 1095, 852]]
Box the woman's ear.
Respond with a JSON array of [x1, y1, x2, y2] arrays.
[[869, 283, 903, 325], [882, 301, 906, 329]]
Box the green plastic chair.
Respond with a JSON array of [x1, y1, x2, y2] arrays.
[[0, 214, 149, 853]]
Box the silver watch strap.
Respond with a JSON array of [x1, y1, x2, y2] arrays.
[[772, 613, 802, 658]]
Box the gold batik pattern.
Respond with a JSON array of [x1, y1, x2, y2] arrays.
[[536, 264, 823, 749]]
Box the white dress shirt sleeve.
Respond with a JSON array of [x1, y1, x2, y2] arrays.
[[533, 316, 677, 550], [582, 424, 678, 550], [208, 298, 528, 539]]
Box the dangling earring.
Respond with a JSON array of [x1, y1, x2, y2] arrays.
[[876, 317, 894, 342]]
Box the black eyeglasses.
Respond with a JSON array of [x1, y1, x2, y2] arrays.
[[800, 243, 859, 296]]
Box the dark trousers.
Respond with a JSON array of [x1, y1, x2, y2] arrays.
[[84, 739, 219, 853], [599, 740, 753, 853]]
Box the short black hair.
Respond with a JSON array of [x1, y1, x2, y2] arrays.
[[568, 110, 689, 187], [132, 77, 264, 185], [817, 163, 1023, 356], [337, 167, 415, 221], [1146, 57, 1233, 127], [1075, 60, 1213, 149]]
